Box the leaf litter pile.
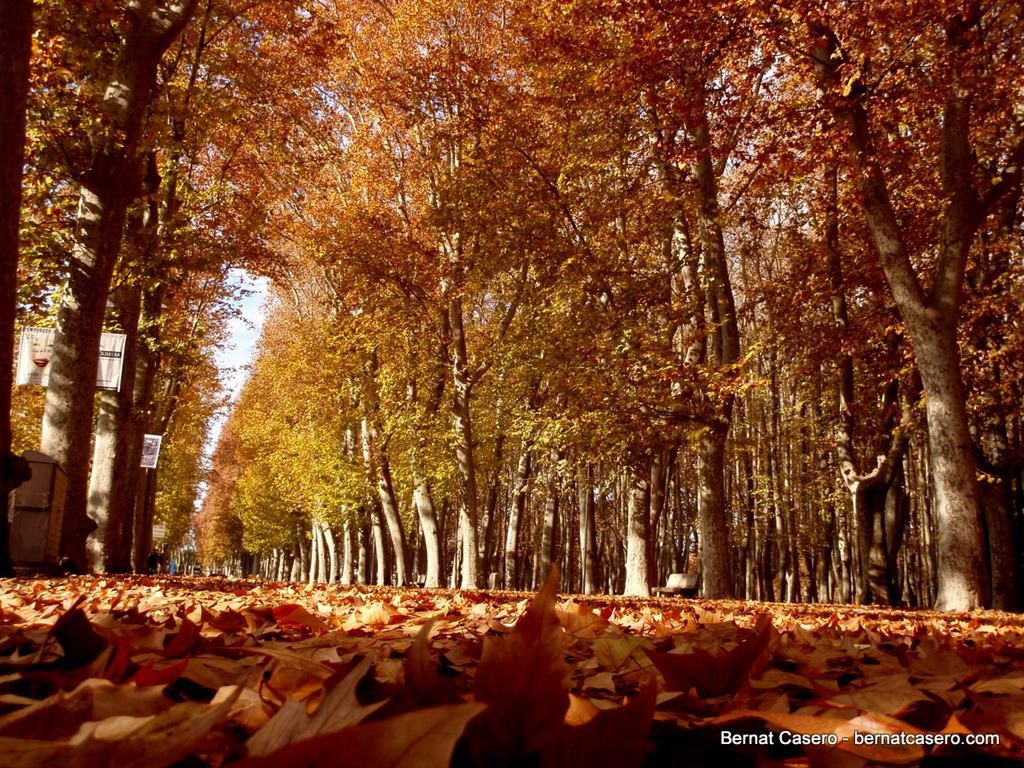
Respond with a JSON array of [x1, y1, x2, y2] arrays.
[[2, 573, 1024, 767]]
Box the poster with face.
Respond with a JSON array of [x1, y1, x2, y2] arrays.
[[140, 434, 163, 469], [15, 327, 56, 386], [16, 327, 127, 390]]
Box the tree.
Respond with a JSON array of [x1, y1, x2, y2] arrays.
[[40, 0, 198, 566], [0, 0, 34, 576], [796, 0, 1024, 609]]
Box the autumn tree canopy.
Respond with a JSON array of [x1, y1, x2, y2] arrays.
[[3, 0, 1024, 616]]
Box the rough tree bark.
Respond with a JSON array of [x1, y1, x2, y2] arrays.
[[339, 521, 353, 585], [686, 74, 739, 599], [578, 464, 596, 594], [538, 449, 560, 584], [86, 285, 142, 571], [503, 443, 532, 589], [0, 0, 33, 576], [448, 292, 479, 589], [623, 463, 651, 596], [481, 432, 504, 581], [360, 414, 407, 584], [823, 165, 912, 605]]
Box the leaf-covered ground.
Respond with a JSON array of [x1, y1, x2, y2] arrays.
[[1, 575, 1024, 767]]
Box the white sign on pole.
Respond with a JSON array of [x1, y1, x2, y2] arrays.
[[16, 327, 128, 391], [96, 332, 127, 390], [140, 434, 163, 469], [152, 523, 166, 543]]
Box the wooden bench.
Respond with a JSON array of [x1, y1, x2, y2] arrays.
[[652, 572, 698, 598]]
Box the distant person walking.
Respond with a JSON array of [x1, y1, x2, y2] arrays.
[[147, 551, 159, 574]]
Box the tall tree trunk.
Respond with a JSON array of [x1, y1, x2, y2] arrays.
[[370, 502, 388, 585], [697, 423, 734, 597], [86, 286, 142, 571], [323, 524, 337, 584], [967, 177, 1022, 610], [812, 20, 999, 609], [315, 520, 328, 583], [481, 433, 504, 582], [413, 480, 441, 587], [132, 467, 157, 571], [578, 464, 596, 595], [40, 0, 197, 567], [340, 520, 353, 585], [823, 164, 912, 606], [356, 521, 369, 585], [648, 449, 669, 589], [980, 473, 1018, 610], [0, 0, 33, 576], [680, 74, 740, 599], [119, 284, 165, 571], [449, 295, 479, 588], [539, 451, 559, 583], [360, 350, 410, 585], [91, 151, 165, 572], [296, 528, 309, 582], [450, 530, 462, 589], [504, 443, 532, 589], [916, 324, 988, 608], [377, 454, 408, 584], [360, 415, 402, 584], [739, 404, 757, 599], [623, 463, 651, 596]]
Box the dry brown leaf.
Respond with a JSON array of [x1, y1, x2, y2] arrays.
[[469, 568, 571, 761], [0, 678, 172, 740], [233, 701, 485, 768], [246, 657, 387, 756], [647, 614, 774, 696]]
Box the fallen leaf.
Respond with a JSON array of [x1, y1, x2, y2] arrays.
[[234, 701, 485, 768], [542, 681, 656, 768], [247, 657, 386, 756], [647, 614, 774, 696], [469, 568, 571, 761]]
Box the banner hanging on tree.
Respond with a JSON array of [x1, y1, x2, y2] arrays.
[[140, 434, 163, 469], [15, 327, 128, 391]]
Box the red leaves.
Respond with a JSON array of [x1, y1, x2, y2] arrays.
[[163, 617, 200, 657], [2, 576, 1023, 766], [272, 604, 327, 633], [127, 658, 188, 686]]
